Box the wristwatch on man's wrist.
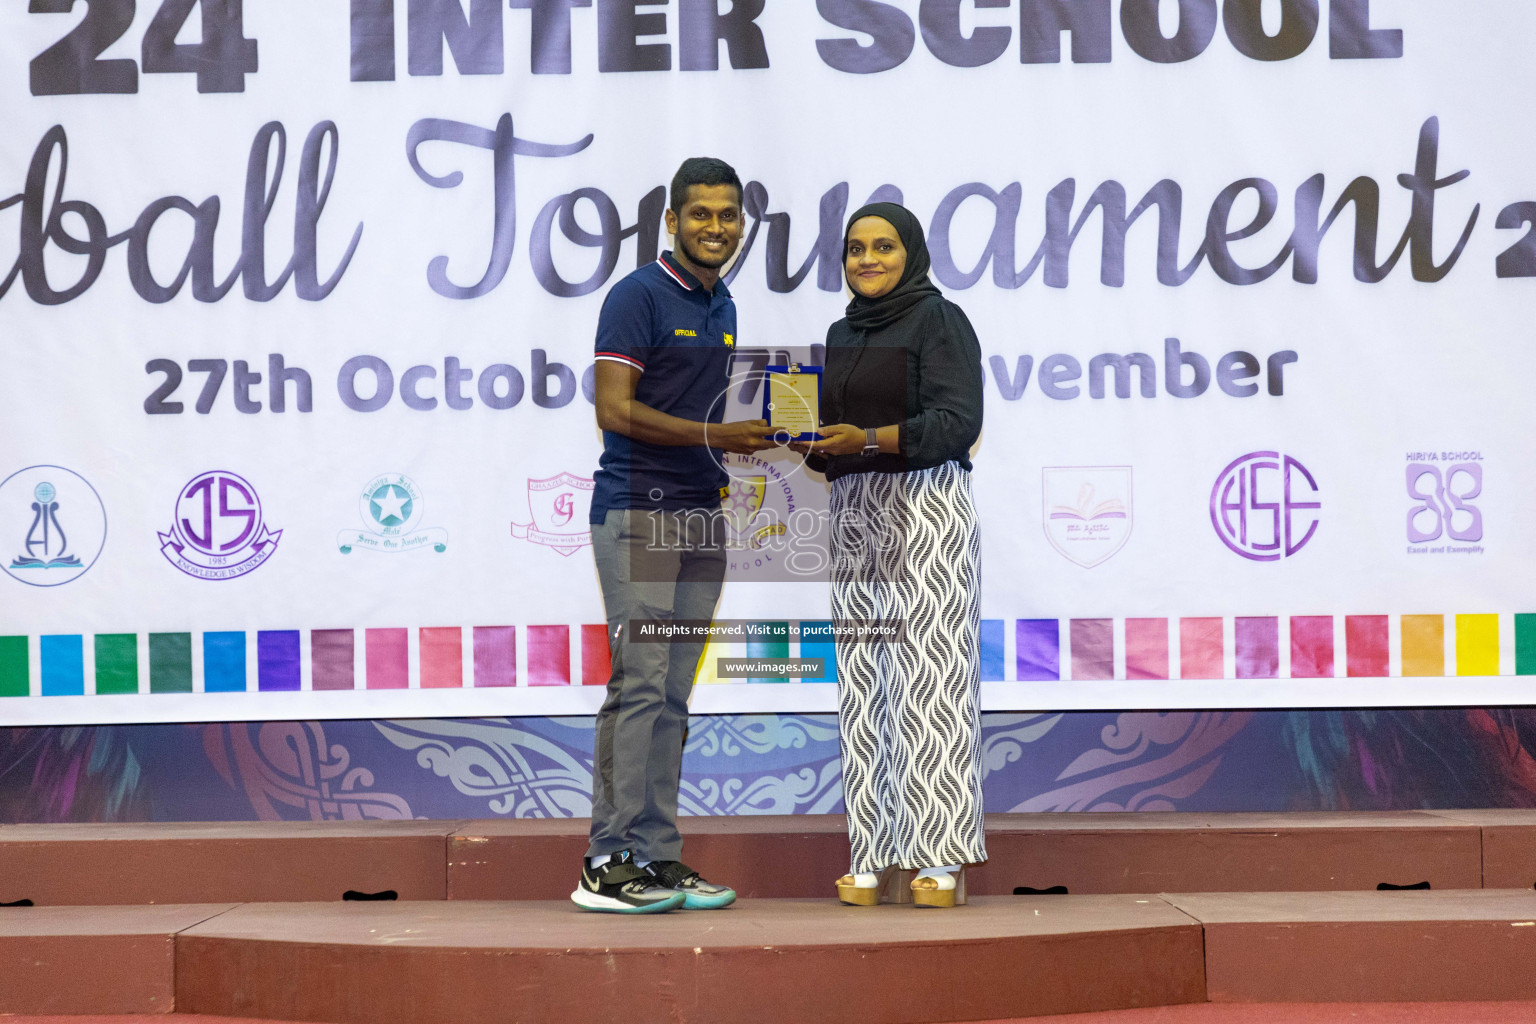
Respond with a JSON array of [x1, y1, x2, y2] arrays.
[[860, 427, 879, 457]]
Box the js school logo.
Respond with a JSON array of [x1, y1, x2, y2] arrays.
[[0, 465, 107, 587], [1042, 467, 1132, 568], [339, 473, 447, 554], [510, 472, 594, 556], [159, 470, 281, 580]]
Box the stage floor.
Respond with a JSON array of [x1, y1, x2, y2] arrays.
[[5, 809, 1528, 904], [10, 1003, 1536, 1024], [4, 811, 1536, 1021]]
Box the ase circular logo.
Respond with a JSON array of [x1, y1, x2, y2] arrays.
[[1209, 451, 1320, 561]]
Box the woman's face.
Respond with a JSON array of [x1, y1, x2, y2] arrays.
[[844, 216, 907, 299]]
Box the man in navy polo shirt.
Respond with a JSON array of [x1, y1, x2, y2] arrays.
[[572, 157, 775, 914]]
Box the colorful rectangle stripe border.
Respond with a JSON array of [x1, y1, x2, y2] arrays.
[[2, 614, 1530, 697]]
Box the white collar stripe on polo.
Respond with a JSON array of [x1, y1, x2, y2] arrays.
[[657, 258, 694, 291]]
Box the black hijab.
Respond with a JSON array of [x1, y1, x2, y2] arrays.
[[842, 203, 942, 332]]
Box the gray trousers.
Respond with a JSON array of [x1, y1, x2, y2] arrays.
[[587, 508, 726, 862]]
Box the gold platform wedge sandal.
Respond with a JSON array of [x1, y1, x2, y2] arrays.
[[835, 867, 915, 906], [910, 866, 966, 908]]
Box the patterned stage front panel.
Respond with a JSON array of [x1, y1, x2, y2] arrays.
[[8, 706, 1536, 823]]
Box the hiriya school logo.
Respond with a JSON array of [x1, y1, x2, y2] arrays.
[[1, 465, 107, 587], [159, 470, 281, 580], [1406, 452, 1484, 555], [510, 473, 594, 556], [339, 474, 447, 554], [722, 453, 827, 582], [1043, 467, 1132, 568], [1210, 452, 1320, 561]]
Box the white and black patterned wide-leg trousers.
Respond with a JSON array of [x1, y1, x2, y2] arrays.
[[830, 461, 986, 873]]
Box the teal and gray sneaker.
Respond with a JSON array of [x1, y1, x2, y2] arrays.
[[571, 850, 685, 914], [645, 860, 737, 909]]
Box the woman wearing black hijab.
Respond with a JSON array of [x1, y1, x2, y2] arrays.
[[798, 203, 986, 908]]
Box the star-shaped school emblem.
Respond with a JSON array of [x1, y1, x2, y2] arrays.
[[370, 484, 411, 526]]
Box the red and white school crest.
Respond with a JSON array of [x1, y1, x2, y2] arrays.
[[510, 473, 595, 556]]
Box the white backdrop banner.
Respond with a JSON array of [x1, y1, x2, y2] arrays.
[[3, 1, 1534, 725]]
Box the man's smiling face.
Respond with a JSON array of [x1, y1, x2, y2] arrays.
[[666, 184, 743, 273]]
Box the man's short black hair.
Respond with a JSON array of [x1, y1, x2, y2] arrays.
[[670, 157, 742, 215]]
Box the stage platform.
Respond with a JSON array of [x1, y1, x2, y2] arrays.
[[3, 811, 1536, 1021], [2, 809, 1522, 905]]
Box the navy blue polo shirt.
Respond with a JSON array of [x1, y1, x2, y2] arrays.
[[590, 251, 737, 523]]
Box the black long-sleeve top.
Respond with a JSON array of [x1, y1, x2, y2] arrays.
[[814, 294, 984, 481]]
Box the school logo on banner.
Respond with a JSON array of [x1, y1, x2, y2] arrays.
[[1043, 467, 1132, 568], [1, 465, 107, 587], [1210, 452, 1320, 561], [1405, 452, 1484, 555], [339, 473, 447, 554], [723, 474, 771, 549], [510, 473, 594, 556], [159, 470, 281, 580], [721, 453, 826, 582]]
